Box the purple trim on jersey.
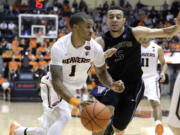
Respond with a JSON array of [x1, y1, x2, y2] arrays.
[[90, 84, 110, 96], [156, 79, 160, 99]]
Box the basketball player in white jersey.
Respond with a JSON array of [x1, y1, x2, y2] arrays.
[[9, 12, 125, 135], [168, 71, 180, 135], [140, 38, 168, 135]]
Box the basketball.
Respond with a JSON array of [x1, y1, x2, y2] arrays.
[[80, 102, 111, 132]]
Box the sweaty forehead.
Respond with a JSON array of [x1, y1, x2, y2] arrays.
[[108, 10, 123, 16]]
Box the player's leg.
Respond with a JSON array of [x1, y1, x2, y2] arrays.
[[149, 100, 164, 135], [149, 100, 162, 121], [9, 122, 45, 135], [47, 100, 72, 135], [107, 80, 144, 135], [144, 77, 163, 135]]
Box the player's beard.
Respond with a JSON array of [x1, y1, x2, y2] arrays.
[[111, 25, 124, 33], [111, 30, 120, 32]]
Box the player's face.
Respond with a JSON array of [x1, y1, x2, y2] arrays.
[[78, 19, 94, 41], [106, 10, 126, 32], [139, 38, 150, 46]]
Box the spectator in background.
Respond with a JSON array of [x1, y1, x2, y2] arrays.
[[3, 0, 10, 14], [119, 0, 125, 7], [13, 51, 22, 62], [111, 0, 116, 7], [29, 56, 38, 73], [163, 0, 168, 10], [72, 0, 78, 13], [103, 1, 109, 12], [59, 17, 66, 28], [2, 78, 11, 101], [8, 21, 16, 34], [0, 73, 5, 91], [1, 38, 12, 52], [166, 12, 174, 22], [79, 0, 88, 12], [0, 21, 7, 35], [8, 56, 19, 81], [48, 27, 57, 37]]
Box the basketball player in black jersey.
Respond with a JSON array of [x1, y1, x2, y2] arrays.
[[91, 6, 180, 135]]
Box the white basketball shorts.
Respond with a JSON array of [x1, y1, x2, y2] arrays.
[[143, 76, 160, 103]]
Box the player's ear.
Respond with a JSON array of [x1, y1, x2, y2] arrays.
[[72, 24, 79, 30], [123, 18, 126, 23]]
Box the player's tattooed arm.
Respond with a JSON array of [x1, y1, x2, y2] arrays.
[[50, 65, 74, 102], [95, 64, 125, 93]]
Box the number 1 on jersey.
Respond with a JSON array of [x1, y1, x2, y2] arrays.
[[69, 65, 76, 76]]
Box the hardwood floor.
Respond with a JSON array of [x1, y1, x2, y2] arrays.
[[0, 97, 174, 135]]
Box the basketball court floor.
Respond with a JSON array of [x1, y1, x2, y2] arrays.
[[0, 97, 174, 135]]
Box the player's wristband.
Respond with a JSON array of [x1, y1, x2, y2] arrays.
[[69, 97, 80, 107]]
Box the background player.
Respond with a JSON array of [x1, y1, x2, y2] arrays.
[[167, 71, 180, 135], [92, 6, 180, 135], [140, 38, 168, 135]]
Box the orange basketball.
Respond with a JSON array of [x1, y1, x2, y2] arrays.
[[80, 102, 111, 132]]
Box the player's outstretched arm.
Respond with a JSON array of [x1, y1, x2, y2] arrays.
[[133, 12, 180, 40], [94, 64, 125, 93]]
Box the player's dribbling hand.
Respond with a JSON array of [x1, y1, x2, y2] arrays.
[[78, 100, 94, 110], [160, 73, 166, 83], [111, 80, 125, 93], [104, 48, 117, 59]]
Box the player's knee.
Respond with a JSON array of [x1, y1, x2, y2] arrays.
[[59, 110, 71, 122], [150, 100, 160, 108], [35, 128, 46, 135]]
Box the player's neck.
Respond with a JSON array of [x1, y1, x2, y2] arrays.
[[71, 33, 85, 48], [110, 26, 124, 38]]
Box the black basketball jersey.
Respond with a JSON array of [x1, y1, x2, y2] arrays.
[[102, 25, 142, 82]]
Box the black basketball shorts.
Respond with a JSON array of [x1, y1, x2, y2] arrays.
[[93, 80, 144, 130]]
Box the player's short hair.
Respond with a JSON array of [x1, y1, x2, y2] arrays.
[[107, 6, 126, 17], [69, 12, 92, 28]]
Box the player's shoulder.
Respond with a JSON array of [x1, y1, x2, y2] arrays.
[[89, 38, 103, 51], [90, 39, 103, 52], [52, 33, 71, 51], [150, 41, 161, 48]]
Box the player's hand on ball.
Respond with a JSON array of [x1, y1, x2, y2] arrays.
[[78, 100, 94, 110], [111, 80, 125, 93]]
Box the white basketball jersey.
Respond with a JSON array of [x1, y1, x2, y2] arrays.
[[50, 33, 105, 93], [141, 41, 159, 78]]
